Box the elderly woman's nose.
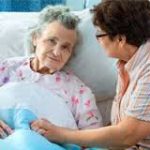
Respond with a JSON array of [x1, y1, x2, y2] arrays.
[[52, 46, 61, 56]]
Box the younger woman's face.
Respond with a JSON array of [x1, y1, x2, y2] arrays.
[[96, 28, 122, 58]]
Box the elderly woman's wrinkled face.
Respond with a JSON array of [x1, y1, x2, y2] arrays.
[[33, 21, 77, 73]]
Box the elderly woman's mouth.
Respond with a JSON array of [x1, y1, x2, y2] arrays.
[[48, 56, 59, 62]]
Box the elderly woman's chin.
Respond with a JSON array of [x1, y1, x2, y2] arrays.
[[44, 62, 62, 73]]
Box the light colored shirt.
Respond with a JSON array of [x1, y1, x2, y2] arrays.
[[0, 57, 103, 129], [111, 40, 150, 149]]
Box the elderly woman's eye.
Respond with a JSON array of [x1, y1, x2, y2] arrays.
[[48, 39, 56, 44], [62, 45, 71, 53]]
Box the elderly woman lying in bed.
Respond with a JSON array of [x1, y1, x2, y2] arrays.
[[0, 5, 102, 139]]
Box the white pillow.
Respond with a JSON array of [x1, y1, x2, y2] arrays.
[[0, 13, 38, 58], [0, 82, 77, 129], [0, 10, 117, 101], [85, 0, 101, 8], [69, 10, 117, 99]]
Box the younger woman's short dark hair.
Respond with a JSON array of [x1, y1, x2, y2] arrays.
[[91, 0, 150, 47]]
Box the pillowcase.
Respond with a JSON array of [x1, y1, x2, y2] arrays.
[[85, 0, 101, 8], [68, 10, 117, 99], [0, 10, 117, 101], [0, 12, 38, 58], [0, 82, 77, 130]]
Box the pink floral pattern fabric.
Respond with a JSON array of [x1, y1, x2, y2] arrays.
[[0, 57, 103, 129]]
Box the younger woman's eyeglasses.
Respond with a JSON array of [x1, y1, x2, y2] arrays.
[[96, 33, 109, 39]]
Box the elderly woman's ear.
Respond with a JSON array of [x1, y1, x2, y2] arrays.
[[32, 32, 40, 53], [32, 32, 38, 47]]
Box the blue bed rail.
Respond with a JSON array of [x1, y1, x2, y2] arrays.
[[0, 0, 66, 12]]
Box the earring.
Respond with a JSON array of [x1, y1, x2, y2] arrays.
[[119, 36, 122, 41]]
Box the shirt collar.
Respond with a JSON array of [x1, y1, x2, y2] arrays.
[[117, 40, 150, 72]]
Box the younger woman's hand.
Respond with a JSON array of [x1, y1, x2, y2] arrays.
[[31, 118, 66, 143], [30, 118, 51, 135]]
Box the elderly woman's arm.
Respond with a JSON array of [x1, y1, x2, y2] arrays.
[[32, 116, 150, 149], [62, 74, 103, 129], [72, 85, 103, 129]]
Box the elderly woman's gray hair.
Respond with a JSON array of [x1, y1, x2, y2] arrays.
[[26, 5, 80, 54]]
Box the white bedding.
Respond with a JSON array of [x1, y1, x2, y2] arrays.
[[0, 82, 77, 129]]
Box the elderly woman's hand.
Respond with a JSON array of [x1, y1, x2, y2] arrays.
[[0, 120, 13, 138]]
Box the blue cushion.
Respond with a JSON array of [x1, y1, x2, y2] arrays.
[[0, 129, 108, 150], [0, 109, 37, 130], [0, 130, 65, 150]]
